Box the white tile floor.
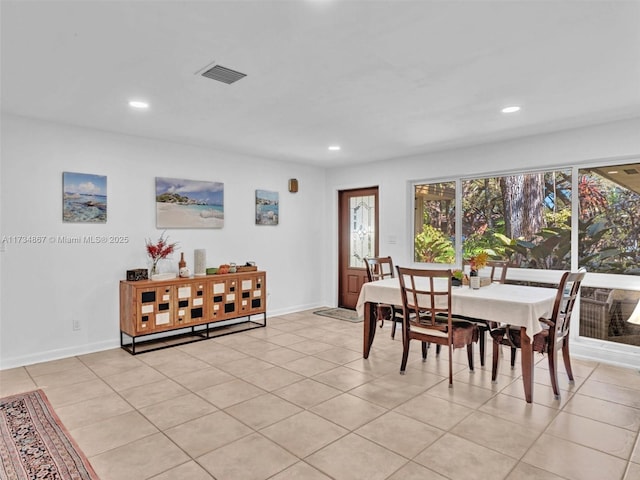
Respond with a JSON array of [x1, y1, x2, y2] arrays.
[[1, 309, 639, 480]]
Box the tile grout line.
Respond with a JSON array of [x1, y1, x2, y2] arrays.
[[5, 311, 639, 480]]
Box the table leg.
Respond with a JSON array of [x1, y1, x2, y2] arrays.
[[520, 327, 534, 403], [363, 301, 377, 358]]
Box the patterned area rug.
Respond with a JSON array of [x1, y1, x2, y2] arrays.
[[313, 307, 362, 323], [0, 389, 99, 480]]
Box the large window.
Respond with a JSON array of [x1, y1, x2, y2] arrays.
[[414, 182, 455, 263], [462, 170, 571, 269], [414, 170, 572, 268], [413, 160, 640, 353], [577, 161, 640, 349], [580, 287, 640, 346], [578, 162, 640, 275]]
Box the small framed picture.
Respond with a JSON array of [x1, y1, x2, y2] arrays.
[[63, 172, 107, 223], [255, 190, 279, 225]]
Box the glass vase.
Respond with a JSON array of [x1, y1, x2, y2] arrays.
[[149, 259, 160, 278]]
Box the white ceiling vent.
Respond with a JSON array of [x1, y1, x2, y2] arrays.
[[201, 64, 246, 84]]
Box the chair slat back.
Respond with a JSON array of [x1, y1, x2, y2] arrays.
[[364, 257, 395, 282], [396, 267, 452, 328], [550, 270, 586, 341], [463, 259, 509, 283], [487, 260, 509, 284]]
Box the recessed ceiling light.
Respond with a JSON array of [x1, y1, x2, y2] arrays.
[[328, 145, 341, 151], [501, 106, 521, 114], [608, 170, 619, 174], [128, 100, 149, 109]]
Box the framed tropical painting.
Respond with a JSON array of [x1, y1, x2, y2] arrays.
[[156, 177, 224, 228]]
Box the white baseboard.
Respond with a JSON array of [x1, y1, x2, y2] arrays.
[[0, 304, 330, 370], [0, 339, 120, 370], [571, 338, 640, 370]]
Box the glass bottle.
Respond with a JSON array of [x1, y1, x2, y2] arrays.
[[469, 269, 480, 289]]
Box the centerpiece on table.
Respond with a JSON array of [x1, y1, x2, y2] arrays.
[[146, 231, 178, 279], [468, 251, 489, 274], [467, 251, 489, 289]]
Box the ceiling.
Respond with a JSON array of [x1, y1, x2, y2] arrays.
[[591, 163, 640, 195], [2, 0, 639, 167]]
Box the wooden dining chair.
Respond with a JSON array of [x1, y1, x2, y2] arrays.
[[486, 260, 509, 284], [457, 259, 510, 367], [364, 257, 403, 338], [490, 270, 586, 399], [396, 266, 478, 387], [462, 259, 509, 284], [482, 260, 511, 364]]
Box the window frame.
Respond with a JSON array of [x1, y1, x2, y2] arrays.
[[410, 159, 640, 365], [412, 165, 574, 274], [412, 177, 460, 265]]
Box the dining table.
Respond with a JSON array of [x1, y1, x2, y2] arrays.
[[356, 278, 558, 403]]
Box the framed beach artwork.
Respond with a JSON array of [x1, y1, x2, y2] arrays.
[[255, 189, 279, 225], [156, 177, 224, 228], [62, 172, 107, 223]]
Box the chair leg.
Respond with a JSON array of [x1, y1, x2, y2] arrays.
[[391, 319, 397, 339], [510, 347, 517, 369], [491, 341, 500, 383], [478, 328, 485, 367], [562, 338, 574, 383], [400, 339, 410, 374], [436, 344, 441, 356], [448, 344, 453, 388], [421, 341, 427, 361], [376, 306, 384, 329], [467, 343, 474, 372], [548, 346, 560, 399]]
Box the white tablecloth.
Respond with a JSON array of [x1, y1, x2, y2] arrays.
[[356, 278, 557, 337]]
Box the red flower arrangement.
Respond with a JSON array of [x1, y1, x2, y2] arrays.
[[146, 231, 178, 275]]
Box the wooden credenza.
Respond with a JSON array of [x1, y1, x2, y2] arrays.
[[119, 271, 266, 354]]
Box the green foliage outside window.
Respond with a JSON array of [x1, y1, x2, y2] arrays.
[[415, 163, 639, 275], [414, 225, 455, 263]]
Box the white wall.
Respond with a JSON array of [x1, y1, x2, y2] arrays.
[[0, 114, 327, 368], [324, 117, 640, 368], [2, 114, 639, 369], [325, 116, 640, 300]]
